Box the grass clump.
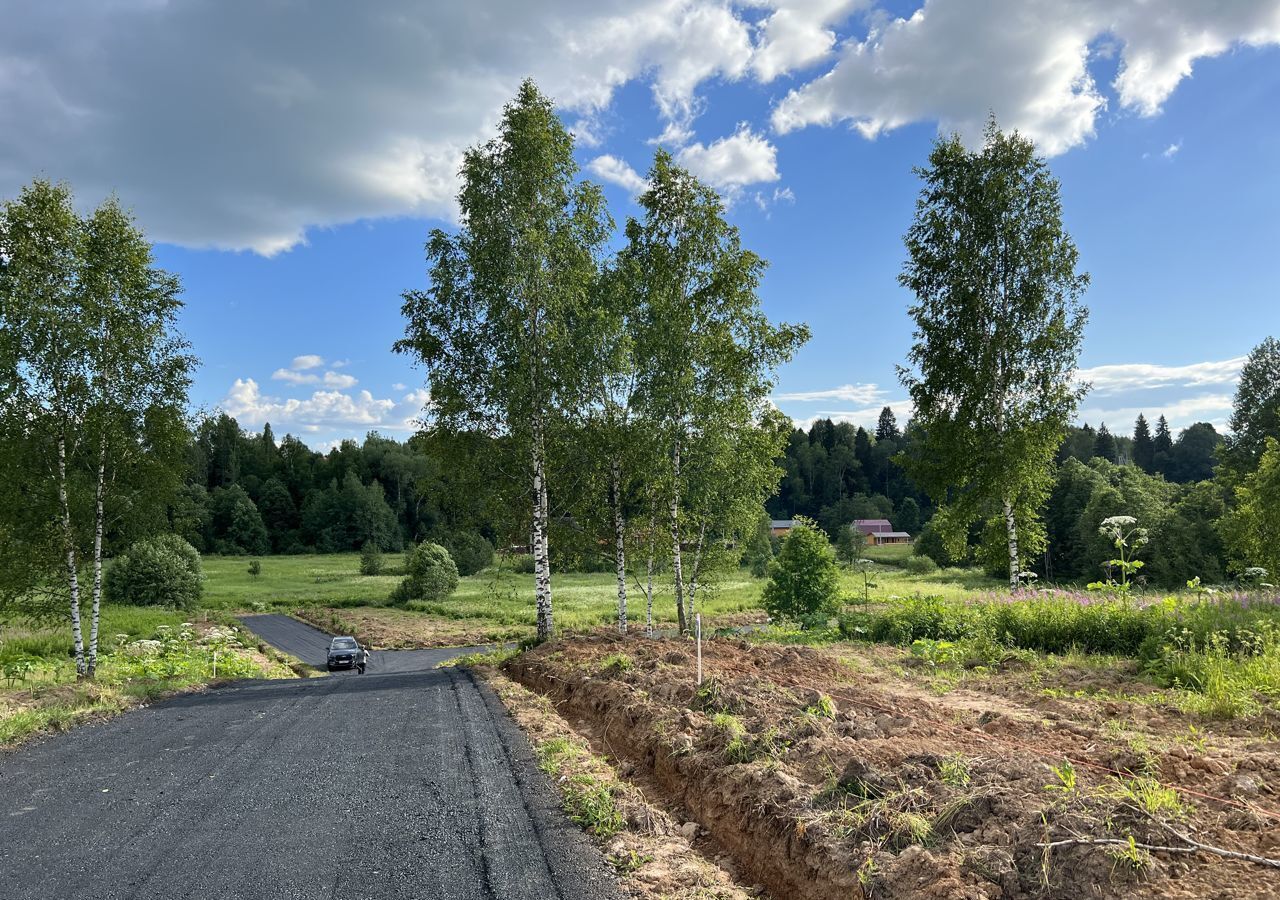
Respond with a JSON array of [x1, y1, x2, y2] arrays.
[[535, 737, 624, 837], [599, 652, 633, 674]]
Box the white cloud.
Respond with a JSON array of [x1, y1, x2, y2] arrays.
[[675, 124, 780, 193], [271, 368, 360, 388], [322, 372, 358, 389], [1162, 140, 1182, 159], [773, 382, 889, 405], [1076, 357, 1245, 395], [290, 354, 324, 371], [220, 378, 427, 435], [587, 155, 649, 195], [391, 382, 407, 392], [791, 401, 913, 432], [0, 0, 757, 254], [772, 0, 1280, 156], [1077, 393, 1235, 432], [752, 0, 865, 82], [6, 1, 1271, 253]]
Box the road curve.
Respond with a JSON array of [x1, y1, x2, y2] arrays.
[[0, 616, 622, 900]]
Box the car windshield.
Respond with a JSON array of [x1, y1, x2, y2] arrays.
[[331, 638, 357, 650]]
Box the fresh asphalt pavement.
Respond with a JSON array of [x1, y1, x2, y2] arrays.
[[0, 615, 623, 900]]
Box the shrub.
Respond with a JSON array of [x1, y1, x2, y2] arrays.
[[437, 531, 495, 576], [247, 560, 261, 578], [390, 542, 459, 605], [510, 554, 536, 574], [904, 554, 938, 575], [104, 535, 203, 610], [359, 542, 384, 576], [762, 518, 841, 625], [914, 522, 955, 567]]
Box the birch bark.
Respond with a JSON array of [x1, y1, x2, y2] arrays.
[[57, 436, 86, 677], [611, 457, 627, 633]]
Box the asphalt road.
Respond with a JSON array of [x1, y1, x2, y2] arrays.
[[238, 612, 488, 674], [0, 616, 622, 900]]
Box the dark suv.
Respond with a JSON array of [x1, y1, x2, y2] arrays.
[[326, 636, 364, 672]]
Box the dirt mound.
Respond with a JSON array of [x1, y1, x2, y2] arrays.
[[507, 634, 1280, 899]]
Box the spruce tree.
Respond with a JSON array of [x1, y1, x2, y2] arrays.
[[1093, 423, 1118, 463], [1132, 414, 1155, 472], [1153, 415, 1174, 474], [875, 407, 901, 441]]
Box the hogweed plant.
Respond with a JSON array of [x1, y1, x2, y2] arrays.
[[1088, 515, 1148, 595]]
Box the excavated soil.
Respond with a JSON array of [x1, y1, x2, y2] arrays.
[[507, 634, 1280, 900]]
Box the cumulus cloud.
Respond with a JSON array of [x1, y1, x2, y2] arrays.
[[675, 125, 780, 193], [751, 0, 865, 82], [773, 382, 889, 405], [772, 0, 1280, 155], [271, 368, 359, 389], [0, 0, 758, 254], [221, 378, 427, 435], [587, 155, 649, 195], [3, 1, 1270, 252], [1076, 357, 1246, 395], [1162, 141, 1182, 159], [290, 354, 324, 371]]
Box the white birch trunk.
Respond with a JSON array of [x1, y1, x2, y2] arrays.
[[669, 438, 686, 635], [645, 508, 656, 637], [532, 417, 553, 640], [687, 521, 707, 616], [611, 457, 627, 633], [87, 433, 106, 678], [1003, 496, 1020, 589], [57, 436, 86, 677]]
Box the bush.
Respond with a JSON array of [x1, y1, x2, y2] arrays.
[[913, 522, 955, 567], [509, 554, 536, 574], [359, 542, 384, 576], [390, 542, 459, 605], [761, 518, 841, 625], [904, 555, 939, 575], [437, 531, 494, 576], [104, 535, 204, 610]]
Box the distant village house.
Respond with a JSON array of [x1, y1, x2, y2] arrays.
[[852, 518, 911, 546]]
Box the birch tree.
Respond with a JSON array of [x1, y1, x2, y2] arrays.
[[898, 120, 1089, 587], [0, 181, 192, 675], [395, 80, 610, 641], [80, 197, 193, 676], [0, 181, 94, 668], [625, 151, 808, 632]]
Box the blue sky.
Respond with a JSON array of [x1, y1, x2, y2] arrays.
[[4, 1, 1278, 449]]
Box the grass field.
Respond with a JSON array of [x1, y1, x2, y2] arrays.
[[201, 551, 1006, 626]]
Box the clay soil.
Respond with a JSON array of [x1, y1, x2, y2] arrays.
[[506, 634, 1280, 900]]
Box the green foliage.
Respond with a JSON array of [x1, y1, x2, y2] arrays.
[[436, 530, 494, 576], [390, 541, 460, 605], [898, 119, 1089, 587], [104, 535, 203, 610], [904, 555, 938, 575], [359, 541, 384, 576], [1222, 437, 1280, 576], [743, 515, 776, 578], [1221, 337, 1280, 482], [247, 559, 261, 578], [209, 485, 270, 556], [762, 518, 841, 624]]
